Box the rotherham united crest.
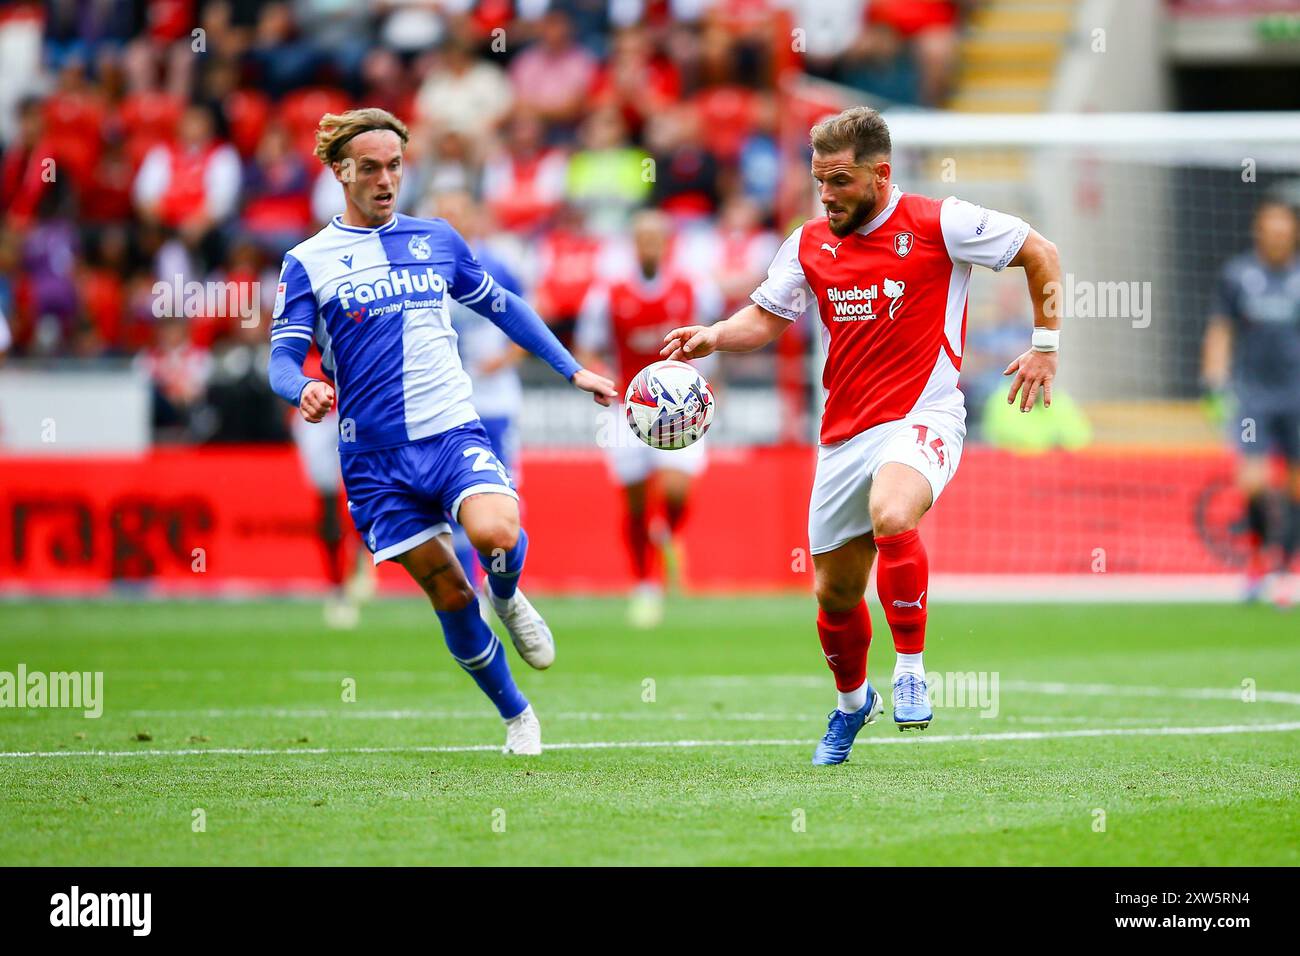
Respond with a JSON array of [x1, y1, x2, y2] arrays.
[[894, 232, 913, 257]]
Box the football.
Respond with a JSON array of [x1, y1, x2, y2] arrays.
[[625, 360, 716, 450]]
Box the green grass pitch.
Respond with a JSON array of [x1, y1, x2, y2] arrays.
[[1, 596, 1297, 866]]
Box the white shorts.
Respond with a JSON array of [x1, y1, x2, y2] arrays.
[[808, 411, 965, 555], [292, 411, 342, 493], [605, 404, 708, 486]]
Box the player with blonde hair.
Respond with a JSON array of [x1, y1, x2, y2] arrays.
[[269, 108, 617, 755]]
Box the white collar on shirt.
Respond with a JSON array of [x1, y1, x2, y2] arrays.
[[855, 184, 903, 237], [330, 214, 400, 235]]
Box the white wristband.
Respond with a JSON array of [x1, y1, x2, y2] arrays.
[[1031, 328, 1060, 352]]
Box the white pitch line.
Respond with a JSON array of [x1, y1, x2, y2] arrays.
[[3, 721, 1299, 759], [1002, 680, 1300, 706]]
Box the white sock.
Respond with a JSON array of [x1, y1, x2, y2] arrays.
[[893, 652, 925, 682], [837, 680, 868, 714]]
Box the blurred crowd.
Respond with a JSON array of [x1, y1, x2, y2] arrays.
[[0, 0, 967, 442]]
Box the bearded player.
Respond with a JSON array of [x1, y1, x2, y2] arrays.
[[662, 107, 1062, 764], [268, 109, 617, 755]]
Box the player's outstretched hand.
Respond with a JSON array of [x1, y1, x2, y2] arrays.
[[661, 325, 717, 361], [299, 381, 335, 423], [1003, 349, 1057, 413], [572, 368, 619, 406]]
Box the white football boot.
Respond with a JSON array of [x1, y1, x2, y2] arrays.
[[322, 595, 360, 630], [503, 704, 542, 755], [627, 583, 664, 630], [482, 581, 556, 670], [344, 553, 376, 605]]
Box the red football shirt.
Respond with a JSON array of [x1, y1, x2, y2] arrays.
[[576, 268, 722, 393], [752, 185, 1029, 444]]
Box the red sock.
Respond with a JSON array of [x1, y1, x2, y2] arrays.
[[321, 536, 346, 586], [319, 493, 346, 586], [623, 509, 657, 582], [874, 528, 928, 654], [665, 496, 690, 535], [816, 599, 872, 692]]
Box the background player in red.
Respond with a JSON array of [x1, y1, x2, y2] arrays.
[[290, 346, 375, 630], [576, 209, 721, 628], [662, 107, 1063, 763]]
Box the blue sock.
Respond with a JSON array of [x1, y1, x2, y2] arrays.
[[436, 599, 528, 719], [478, 528, 527, 600]]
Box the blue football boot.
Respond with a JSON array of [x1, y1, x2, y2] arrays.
[[892, 673, 933, 731], [811, 684, 883, 765]]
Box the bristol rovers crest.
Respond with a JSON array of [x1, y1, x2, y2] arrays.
[[408, 233, 432, 260]]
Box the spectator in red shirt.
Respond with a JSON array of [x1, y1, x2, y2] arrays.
[[41, 58, 107, 189], [591, 26, 680, 140], [0, 97, 57, 230], [115, 78, 183, 168], [78, 226, 130, 352], [80, 137, 135, 226], [133, 103, 242, 269], [482, 110, 569, 238], [531, 203, 607, 348]]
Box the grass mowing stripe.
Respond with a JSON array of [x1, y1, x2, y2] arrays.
[[4, 720, 1299, 759], [109, 710, 1272, 723], [105, 672, 1300, 705], [110, 677, 1300, 720]]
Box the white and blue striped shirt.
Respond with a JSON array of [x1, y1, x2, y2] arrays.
[[269, 213, 508, 454]]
